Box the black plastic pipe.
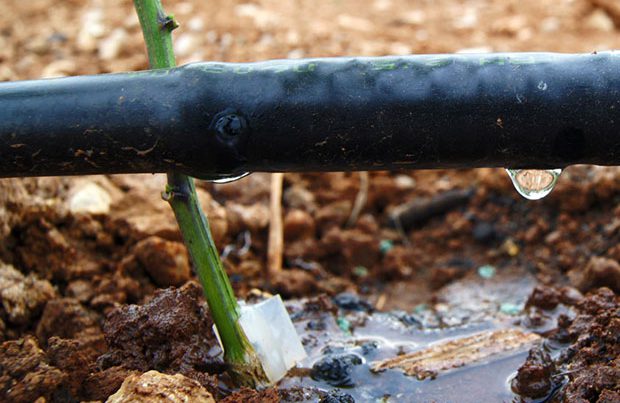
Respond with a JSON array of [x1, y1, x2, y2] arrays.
[[1, 52, 619, 179]]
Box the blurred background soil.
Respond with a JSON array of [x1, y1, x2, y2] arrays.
[[1, 0, 619, 402]]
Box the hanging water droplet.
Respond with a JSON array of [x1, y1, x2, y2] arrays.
[[505, 168, 562, 200], [209, 172, 251, 184]]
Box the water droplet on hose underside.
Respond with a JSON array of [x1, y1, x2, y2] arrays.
[[505, 169, 562, 200]]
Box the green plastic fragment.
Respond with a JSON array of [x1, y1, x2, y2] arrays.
[[337, 316, 352, 335], [354, 266, 369, 277], [379, 239, 394, 254], [499, 302, 522, 315], [477, 264, 496, 279]]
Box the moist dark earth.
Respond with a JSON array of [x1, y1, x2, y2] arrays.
[[1, 0, 620, 402]]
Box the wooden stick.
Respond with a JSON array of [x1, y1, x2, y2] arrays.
[[268, 173, 284, 277], [346, 171, 369, 227]]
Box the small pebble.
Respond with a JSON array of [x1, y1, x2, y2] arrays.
[[373, 0, 393, 12], [502, 238, 520, 257], [399, 10, 426, 26], [453, 8, 478, 30], [284, 209, 315, 240], [98, 28, 128, 61], [107, 370, 215, 402], [394, 174, 416, 189], [69, 182, 111, 215], [174, 33, 199, 58], [187, 16, 205, 31], [388, 42, 412, 55], [585, 9, 615, 32], [287, 49, 305, 59], [337, 14, 375, 32], [77, 9, 106, 51], [41, 59, 77, 78]]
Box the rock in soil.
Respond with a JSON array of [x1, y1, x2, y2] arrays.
[[590, 0, 620, 25], [132, 236, 191, 287], [0, 178, 65, 239], [98, 282, 223, 395], [106, 370, 215, 403], [110, 175, 227, 245], [0, 336, 66, 403], [0, 263, 57, 326], [68, 181, 112, 215], [525, 285, 563, 310], [35, 297, 102, 345], [46, 335, 107, 399], [283, 209, 316, 240], [569, 256, 620, 293], [270, 269, 319, 298], [83, 366, 139, 402]]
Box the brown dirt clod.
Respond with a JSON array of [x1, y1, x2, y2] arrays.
[[83, 366, 140, 402], [0, 263, 57, 326], [220, 387, 280, 403], [271, 269, 319, 298], [517, 287, 620, 402], [133, 236, 191, 287], [0, 336, 67, 403], [525, 285, 562, 310], [46, 335, 107, 398], [511, 347, 556, 398], [283, 209, 316, 241], [569, 256, 620, 294], [35, 298, 102, 345], [98, 282, 223, 394]]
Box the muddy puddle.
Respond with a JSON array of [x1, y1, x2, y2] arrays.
[[277, 271, 550, 402], [284, 316, 534, 402]]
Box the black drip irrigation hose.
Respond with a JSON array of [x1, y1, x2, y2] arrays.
[[1, 52, 620, 179]]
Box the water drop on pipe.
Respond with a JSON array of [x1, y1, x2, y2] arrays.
[[505, 169, 562, 200]]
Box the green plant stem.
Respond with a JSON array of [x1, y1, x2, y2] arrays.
[[132, 0, 266, 386]]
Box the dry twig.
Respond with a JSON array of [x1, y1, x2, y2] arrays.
[[268, 172, 284, 277], [346, 171, 369, 227]]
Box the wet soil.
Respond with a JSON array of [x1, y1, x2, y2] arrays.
[[1, 0, 620, 401]]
